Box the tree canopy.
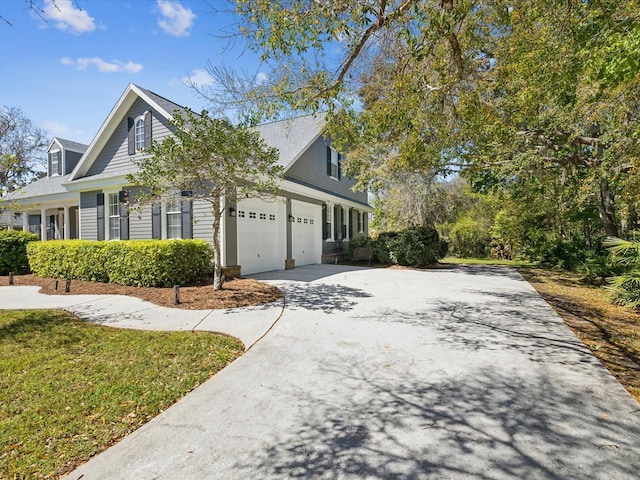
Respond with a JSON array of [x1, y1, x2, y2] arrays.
[[205, 0, 640, 242], [127, 109, 283, 289], [0, 106, 48, 212]]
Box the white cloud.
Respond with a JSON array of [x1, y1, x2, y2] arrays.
[[43, 0, 95, 34], [181, 69, 215, 87], [255, 72, 268, 85], [61, 57, 143, 74], [157, 0, 196, 37], [41, 120, 72, 136]]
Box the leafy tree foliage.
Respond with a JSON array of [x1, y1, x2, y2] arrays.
[[127, 109, 283, 290], [215, 0, 640, 247], [0, 106, 48, 210]]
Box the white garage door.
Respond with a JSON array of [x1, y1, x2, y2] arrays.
[[237, 198, 285, 275], [291, 200, 321, 267]]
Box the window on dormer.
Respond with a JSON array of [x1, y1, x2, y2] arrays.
[[50, 151, 60, 176], [135, 117, 145, 151]]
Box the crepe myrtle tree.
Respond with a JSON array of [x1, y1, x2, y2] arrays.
[[127, 108, 283, 290]]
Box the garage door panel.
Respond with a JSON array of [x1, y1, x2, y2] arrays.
[[291, 201, 321, 267], [237, 199, 284, 275]]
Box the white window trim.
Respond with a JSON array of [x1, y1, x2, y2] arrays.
[[166, 198, 182, 239], [50, 149, 61, 176], [358, 211, 365, 233], [105, 189, 121, 240], [134, 114, 146, 152]]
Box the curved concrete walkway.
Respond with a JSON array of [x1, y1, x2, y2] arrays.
[[3, 265, 640, 479], [0, 285, 284, 349]]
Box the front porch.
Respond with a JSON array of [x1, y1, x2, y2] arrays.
[[8, 205, 79, 241]]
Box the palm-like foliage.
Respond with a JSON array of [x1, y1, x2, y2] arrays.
[[604, 236, 640, 309]]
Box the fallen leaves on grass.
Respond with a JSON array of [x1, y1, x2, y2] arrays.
[[519, 268, 640, 402]]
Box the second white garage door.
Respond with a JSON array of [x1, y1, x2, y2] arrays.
[[291, 200, 321, 267], [237, 198, 285, 275]]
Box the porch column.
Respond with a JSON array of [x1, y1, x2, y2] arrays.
[[7, 211, 13, 230], [22, 212, 28, 232], [40, 208, 47, 241], [63, 206, 70, 240]]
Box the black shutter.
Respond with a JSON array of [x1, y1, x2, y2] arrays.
[[151, 203, 161, 239], [337, 153, 342, 180], [97, 193, 105, 241], [47, 152, 52, 177], [322, 204, 328, 240], [144, 111, 152, 149], [348, 208, 353, 239], [181, 191, 193, 239], [326, 145, 332, 176], [118, 190, 129, 240], [334, 205, 339, 240], [127, 117, 135, 155]]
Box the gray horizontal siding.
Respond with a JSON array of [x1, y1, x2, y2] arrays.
[[84, 98, 173, 178], [80, 190, 100, 240], [129, 187, 152, 240], [64, 150, 83, 175], [192, 200, 214, 242], [285, 136, 368, 205]]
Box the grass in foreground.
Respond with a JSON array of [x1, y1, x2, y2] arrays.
[[0, 310, 243, 479]]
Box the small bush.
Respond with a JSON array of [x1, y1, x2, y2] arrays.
[[27, 240, 213, 287], [373, 231, 399, 264], [0, 230, 39, 274]]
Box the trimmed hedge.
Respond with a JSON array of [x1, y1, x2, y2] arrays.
[[27, 239, 213, 287], [0, 230, 40, 275]]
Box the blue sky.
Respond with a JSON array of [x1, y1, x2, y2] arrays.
[[0, 0, 262, 145]]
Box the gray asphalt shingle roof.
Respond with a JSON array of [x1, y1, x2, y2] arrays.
[[55, 138, 89, 153], [255, 113, 327, 170], [10, 174, 72, 200]]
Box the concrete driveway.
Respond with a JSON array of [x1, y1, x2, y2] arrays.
[[65, 264, 640, 479]]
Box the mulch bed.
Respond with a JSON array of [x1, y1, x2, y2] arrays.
[[1, 274, 282, 310]]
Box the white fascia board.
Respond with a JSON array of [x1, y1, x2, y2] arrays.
[[10, 192, 79, 209], [68, 84, 174, 182], [64, 174, 133, 192], [279, 179, 372, 212]]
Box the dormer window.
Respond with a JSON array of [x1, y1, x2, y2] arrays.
[[128, 111, 152, 155], [135, 117, 145, 151], [49, 150, 62, 176]]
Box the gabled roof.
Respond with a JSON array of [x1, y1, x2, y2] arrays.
[[68, 83, 187, 182], [254, 113, 327, 171], [49, 138, 89, 154]]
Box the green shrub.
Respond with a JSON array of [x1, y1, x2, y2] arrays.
[[27, 240, 213, 287], [0, 230, 39, 274], [373, 226, 444, 267], [347, 235, 374, 256], [373, 231, 399, 264], [604, 236, 640, 309]]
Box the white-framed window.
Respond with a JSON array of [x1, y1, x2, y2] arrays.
[[358, 211, 365, 233], [108, 193, 120, 240], [50, 150, 60, 176], [329, 147, 339, 179], [166, 199, 182, 239], [135, 116, 145, 151]]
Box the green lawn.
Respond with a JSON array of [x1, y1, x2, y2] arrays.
[[440, 256, 533, 267], [0, 310, 244, 479]]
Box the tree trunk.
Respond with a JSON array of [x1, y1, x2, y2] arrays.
[[212, 195, 224, 291], [596, 178, 619, 237]]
